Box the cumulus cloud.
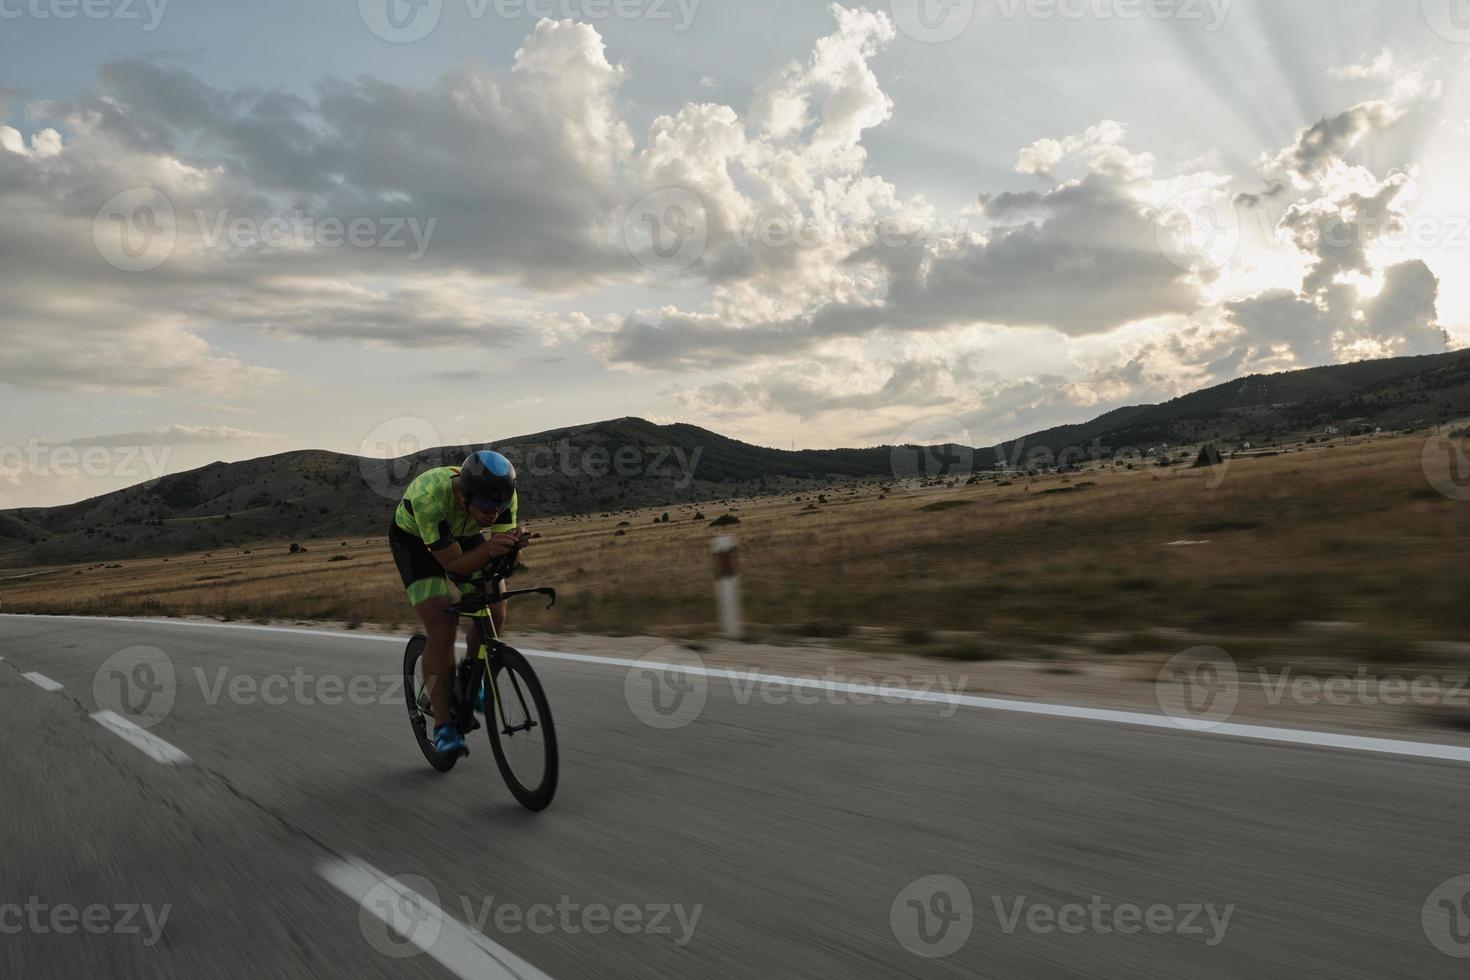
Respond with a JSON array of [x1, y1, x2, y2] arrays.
[[1224, 260, 1446, 366], [1278, 169, 1413, 296], [668, 55, 1451, 446], [591, 101, 1214, 369], [0, 8, 1455, 445], [1256, 60, 1439, 191], [0, 17, 638, 391], [1219, 58, 1448, 368], [1261, 100, 1406, 188], [567, 25, 1452, 430]]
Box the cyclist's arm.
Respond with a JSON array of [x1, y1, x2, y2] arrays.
[[430, 534, 518, 577]]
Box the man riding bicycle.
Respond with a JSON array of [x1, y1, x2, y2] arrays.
[[389, 450, 531, 757]]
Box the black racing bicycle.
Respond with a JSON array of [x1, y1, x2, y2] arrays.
[[402, 551, 559, 811]]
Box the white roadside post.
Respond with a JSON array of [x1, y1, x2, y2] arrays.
[[711, 535, 742, 639]]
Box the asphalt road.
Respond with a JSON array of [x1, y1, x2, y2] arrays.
[[4, 614, 1470, 979]]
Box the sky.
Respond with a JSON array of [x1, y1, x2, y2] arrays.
[[2, 0, 1469, 507]]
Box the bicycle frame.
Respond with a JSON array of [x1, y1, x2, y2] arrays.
[[442, 561, 556, 739]]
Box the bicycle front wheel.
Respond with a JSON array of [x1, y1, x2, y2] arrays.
[[404, 634, 459, 773], [485, 646, 558, 811]]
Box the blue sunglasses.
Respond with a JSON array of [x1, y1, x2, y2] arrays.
[[469, 496, 509, 514]]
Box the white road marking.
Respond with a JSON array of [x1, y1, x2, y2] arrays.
[[9, 613, 1470, 765], [522, 649, 1470, 764], [319, 856, 554, 980], [90, 711, 191, 766], [23, 671, 63, 691]]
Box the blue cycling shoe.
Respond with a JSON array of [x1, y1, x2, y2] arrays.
[[475, 683, 486, 714], [433, 723, 468, 756]]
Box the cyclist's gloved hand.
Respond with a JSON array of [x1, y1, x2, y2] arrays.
[[489, 531, 522, 553]]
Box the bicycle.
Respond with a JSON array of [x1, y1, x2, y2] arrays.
[[402, 551, 560, 811]]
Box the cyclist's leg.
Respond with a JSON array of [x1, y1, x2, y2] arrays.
[[462, 616, 485, 661], [413, 590, 457, 727], [390, 523, 460, 730]]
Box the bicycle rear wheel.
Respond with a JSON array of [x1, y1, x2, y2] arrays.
[[485, 646, 558, 811], [403, 634, 459, 773]]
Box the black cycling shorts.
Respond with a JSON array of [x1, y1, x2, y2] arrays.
[[388, 521, 485, 606]]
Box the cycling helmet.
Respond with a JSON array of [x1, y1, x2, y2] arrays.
[[459, 450, 517, 514]]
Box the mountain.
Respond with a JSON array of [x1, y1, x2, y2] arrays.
[[0, 417, 919, 565], [987, 350, 1470, 463], [3, 351, 1468, 567]]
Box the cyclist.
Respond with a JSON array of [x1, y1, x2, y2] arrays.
[[389, 450, 531, 757]]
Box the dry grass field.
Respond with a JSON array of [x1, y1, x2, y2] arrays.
[[2, 432, 1466, 665]]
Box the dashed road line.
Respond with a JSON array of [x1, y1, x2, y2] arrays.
[[90, 711, 191, 766], [22, 671, 63, 691], [319, 856, 555, 980]]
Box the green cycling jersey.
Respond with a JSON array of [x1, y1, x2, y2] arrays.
[[394, 466, 518, 550]]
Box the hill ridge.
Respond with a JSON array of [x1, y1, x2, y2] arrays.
[[3, 350, 1468, 565]]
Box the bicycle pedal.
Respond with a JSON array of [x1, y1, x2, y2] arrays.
[[465, 717, 483, 734]]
